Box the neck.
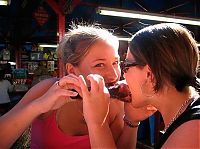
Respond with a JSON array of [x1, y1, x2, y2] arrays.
[[157, 87, 194, 132]]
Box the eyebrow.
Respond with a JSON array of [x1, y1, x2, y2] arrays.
[[92, 58, 106, 62], [92, 57, 120, 63]]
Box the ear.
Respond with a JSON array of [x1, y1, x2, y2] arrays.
[[65, 63, 76, 74], [145, 65, 155, 84]]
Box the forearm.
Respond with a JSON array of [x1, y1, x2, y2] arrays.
[[117, 125, 138, 149], [0, 99, 43, 148], [87, 123, 117, 149]]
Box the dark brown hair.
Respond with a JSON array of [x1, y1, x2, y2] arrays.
[[129, 23, 199, 92]]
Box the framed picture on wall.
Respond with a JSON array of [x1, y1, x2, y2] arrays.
[[30, 52, 43, 60]]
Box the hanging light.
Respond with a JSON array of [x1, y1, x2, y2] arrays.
[[39, 44, 57, 48], [97, 7, 200, 26], [0, 0, 11, 6]]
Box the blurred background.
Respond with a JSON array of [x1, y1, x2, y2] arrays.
[[0, 0, 200, 148]]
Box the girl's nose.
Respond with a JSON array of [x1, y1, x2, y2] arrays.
[[104, 67, 120, 83]]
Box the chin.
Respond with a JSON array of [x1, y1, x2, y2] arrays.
[[130, 97, 148, 108], [105, 79, 120, 87]]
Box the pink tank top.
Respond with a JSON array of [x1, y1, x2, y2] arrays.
[[31, 111, 90, 149]]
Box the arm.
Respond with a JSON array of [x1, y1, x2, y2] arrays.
[[79, 74, 155, 149], [0, 98, 45, 148], [88, 100, 126, 149], [116, 122, 138, 149], [0, 75, 80, 148], [87, 122, 116, 149], [79, 74, 117, 148], [13, 78, 58, 109], [109, 102, 138, 149], [117, 104, 157, 149], [108, 100, 124, 143]]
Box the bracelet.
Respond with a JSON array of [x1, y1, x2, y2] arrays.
[[123, 115, 140, 128]]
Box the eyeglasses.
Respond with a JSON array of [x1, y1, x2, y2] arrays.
[[120, 60, 144, 73]]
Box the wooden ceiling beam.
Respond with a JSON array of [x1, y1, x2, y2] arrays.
[[45, 0, 63, 15]]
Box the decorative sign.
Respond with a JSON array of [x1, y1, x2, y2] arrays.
[[13, 69, 28, 79], [33, 6, 49, 26]]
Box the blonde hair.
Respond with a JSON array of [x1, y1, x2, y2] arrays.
[[57, 24, 119, 66]]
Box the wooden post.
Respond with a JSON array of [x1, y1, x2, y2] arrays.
[[45, 0, 65, 77]]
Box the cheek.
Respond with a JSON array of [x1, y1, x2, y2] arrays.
[[75, 66, 91, 79], [124, 72, 142, 98], [96, 67, 121, 79], [124, 73, 135, 91], [125, 73, 150, 108]]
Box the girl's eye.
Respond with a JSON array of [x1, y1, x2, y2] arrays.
[[94, 63, 105, 67]]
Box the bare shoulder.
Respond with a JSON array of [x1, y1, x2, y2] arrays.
[[110, 99, 124, 112], [108, 99, 124, 142], [163, 120, 200, 148], [109, 99, 124, 119], [14, 77, 59, 108]]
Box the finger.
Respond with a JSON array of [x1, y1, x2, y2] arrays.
[[64, 85, 83, 99], [78, 75, 89, 97], [54, 89, 79, 103], [55, 88, 78, 97], [98, 76, 108, 95], [73, 86, 83, 98], [59, 75, 79, 87], [87, 74, 99, 92], [98, 77, 104, 92], [62, 84, 80, 90], [69, 85, 82, 96], [67, 73, 80, 78], [64, 89, 79, 97]]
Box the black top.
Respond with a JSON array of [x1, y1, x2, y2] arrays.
[[155, 97, 200, 149]]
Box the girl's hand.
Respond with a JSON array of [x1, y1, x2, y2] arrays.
[[78, 74, 110, 126], [35, 74, 81, 113], [124, 103, 157, 123]]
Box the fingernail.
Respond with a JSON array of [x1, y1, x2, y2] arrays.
[[72, 92, 78, 95]]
